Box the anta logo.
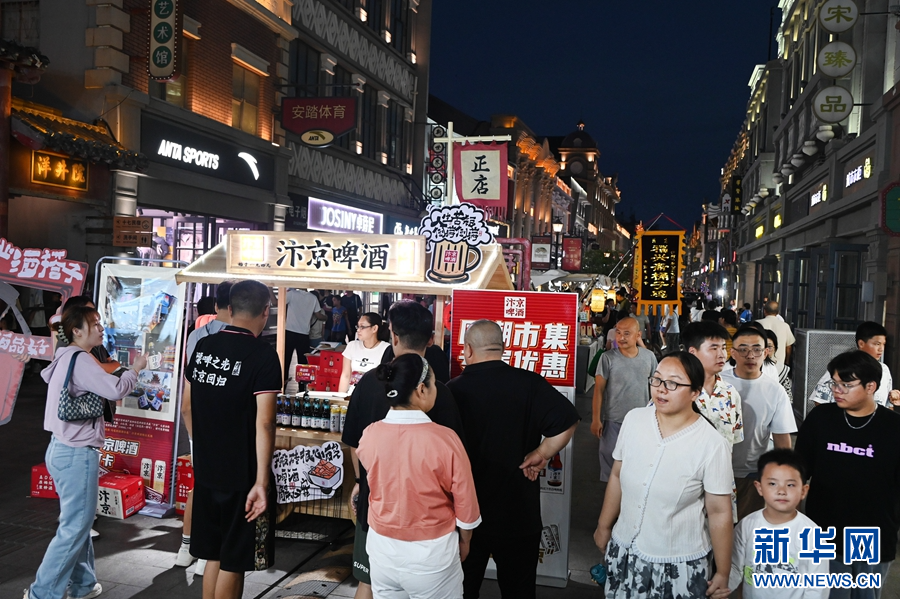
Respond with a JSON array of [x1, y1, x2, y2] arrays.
[[826, 442, 874, 457]]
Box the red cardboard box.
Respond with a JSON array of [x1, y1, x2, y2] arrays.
[[97, 473, 145, 519], [31, 463, 58, 499], [175, 454, 194, 515]]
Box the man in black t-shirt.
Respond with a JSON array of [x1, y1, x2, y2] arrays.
[[342, 300, 464, 599], [796, 350, 900, 594], [447, 320, 579, 599], [182, 280, 282, 599]]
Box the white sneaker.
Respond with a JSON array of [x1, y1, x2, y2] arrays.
[[67, 582, 102, 599], [174, 543, 195, 567], [90, 529, 99, 539], [195, 559, 207, 576]]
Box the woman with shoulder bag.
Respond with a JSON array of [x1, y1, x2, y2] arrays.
[[25, 305, 146, 599]]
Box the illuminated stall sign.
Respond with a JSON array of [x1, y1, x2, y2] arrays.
[[226, 231, 426, 281], [844, 155, 873, 189], [450, 290, 578, 387], [634, 231, 684, 303], [281, 97, 358, 147], [31, 151, 89, 191], [307, 197, 383, 235]]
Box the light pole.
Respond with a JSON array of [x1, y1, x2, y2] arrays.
[[552, 216, 564, 269]]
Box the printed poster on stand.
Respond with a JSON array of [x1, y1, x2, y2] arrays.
[[97, 264, 185, 503], [450, 289, 577, 588]]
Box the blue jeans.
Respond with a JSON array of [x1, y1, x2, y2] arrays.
[[29, 436, 99, 599]]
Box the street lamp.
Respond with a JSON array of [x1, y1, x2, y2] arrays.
[[552, 216, 564, 268]]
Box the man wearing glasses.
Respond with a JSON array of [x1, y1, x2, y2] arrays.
[[796, 350, 900, 596], [722, 325, 796, 519]]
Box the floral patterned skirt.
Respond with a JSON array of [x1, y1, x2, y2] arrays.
[[605, 538, 712, 599]]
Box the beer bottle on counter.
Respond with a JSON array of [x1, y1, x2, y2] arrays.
[[312, 398, 323, 429], [275, 394, 284, 426], [319, 398, 331, 431], [301, 395, 312, 429], [291, 394, 303, 428], [548, 453, 563, 487]]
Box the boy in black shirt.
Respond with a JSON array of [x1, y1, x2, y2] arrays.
[[795, 350, 900, 596], [182, 280, 282, 599], [342, 300, 464, 599]]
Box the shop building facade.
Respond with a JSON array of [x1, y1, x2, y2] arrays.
[[715, 0, 897, 368], [283, 0, 432, 232], [3, 0, 432, 266]]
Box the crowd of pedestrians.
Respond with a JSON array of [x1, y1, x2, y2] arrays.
[[594, 303, 900, 599], [23, 282, 900, 599]]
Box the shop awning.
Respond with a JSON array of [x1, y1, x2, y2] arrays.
[[175, 239, 515, 295], [11, 100, 147, 171]]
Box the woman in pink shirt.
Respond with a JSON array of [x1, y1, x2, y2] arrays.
[[357, 353, 481, 599]]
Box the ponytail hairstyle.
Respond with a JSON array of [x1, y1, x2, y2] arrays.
[[374, 353, 432, 408], [58, 295, 94, 342], [62, 306, 101, 344], [361, 312, 389, 342]]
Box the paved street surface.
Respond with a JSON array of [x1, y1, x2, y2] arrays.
[[2, 373, 900, 598]]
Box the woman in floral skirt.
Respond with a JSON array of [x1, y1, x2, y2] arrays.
[[594, 351, 734, 599]]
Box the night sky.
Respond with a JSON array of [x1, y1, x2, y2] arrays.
[[429, 0, 782, 232]]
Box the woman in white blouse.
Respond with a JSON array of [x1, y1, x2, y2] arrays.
[[594, 351, 734, 599], [339, 312, 390, 392]]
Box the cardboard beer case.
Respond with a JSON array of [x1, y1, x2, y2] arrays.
[[175, 454, 194, 515], [97, 473, 145, 519], [31, 463, 58, 499]]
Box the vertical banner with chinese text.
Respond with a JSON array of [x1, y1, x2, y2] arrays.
[[97, 264, 186, 504], [561, 237, 583, 272], [453, 142, 509, 220], [450, 290, 576, 587], [633, 230, 684, 313]]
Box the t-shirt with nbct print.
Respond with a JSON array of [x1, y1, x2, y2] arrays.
[[795, 402, 900, 561]]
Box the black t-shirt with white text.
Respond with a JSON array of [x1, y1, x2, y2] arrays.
[[187, 326, 282, 492], [341, 366, 464, 531], [795, 403, 900, 560], [447, 360, 580, 537]]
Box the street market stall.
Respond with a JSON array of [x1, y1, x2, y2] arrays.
[[175, 216, 513, 522]]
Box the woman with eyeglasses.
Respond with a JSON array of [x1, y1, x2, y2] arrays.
[[339, 312, 390, 393], [357, 353, 480, 598], [594, 351, 734, 599]]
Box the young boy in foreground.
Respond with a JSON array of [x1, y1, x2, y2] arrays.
[[729, 449, 828, 598]]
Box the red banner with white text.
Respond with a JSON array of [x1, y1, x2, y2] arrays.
[[450, 290, 578, 387]]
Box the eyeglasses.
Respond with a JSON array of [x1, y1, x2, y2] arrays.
[[355, 325, 373, 331], [826, 380, 863, 392], [733, 347, 765, 357], [648, 376, 693, 391]]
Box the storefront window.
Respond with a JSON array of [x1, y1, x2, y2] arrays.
[[389, 0, 407, 53], [1, 1, 39, 47], [232, 64, 260, 135], [368, 0, 384, 33], [387, 100, 406, 168], [149, 39, 190, 108], [333, 65, 354, 151], [360, 84, 378, 160], [834, 251, 862, 331], [290, 38, 320, 98]]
